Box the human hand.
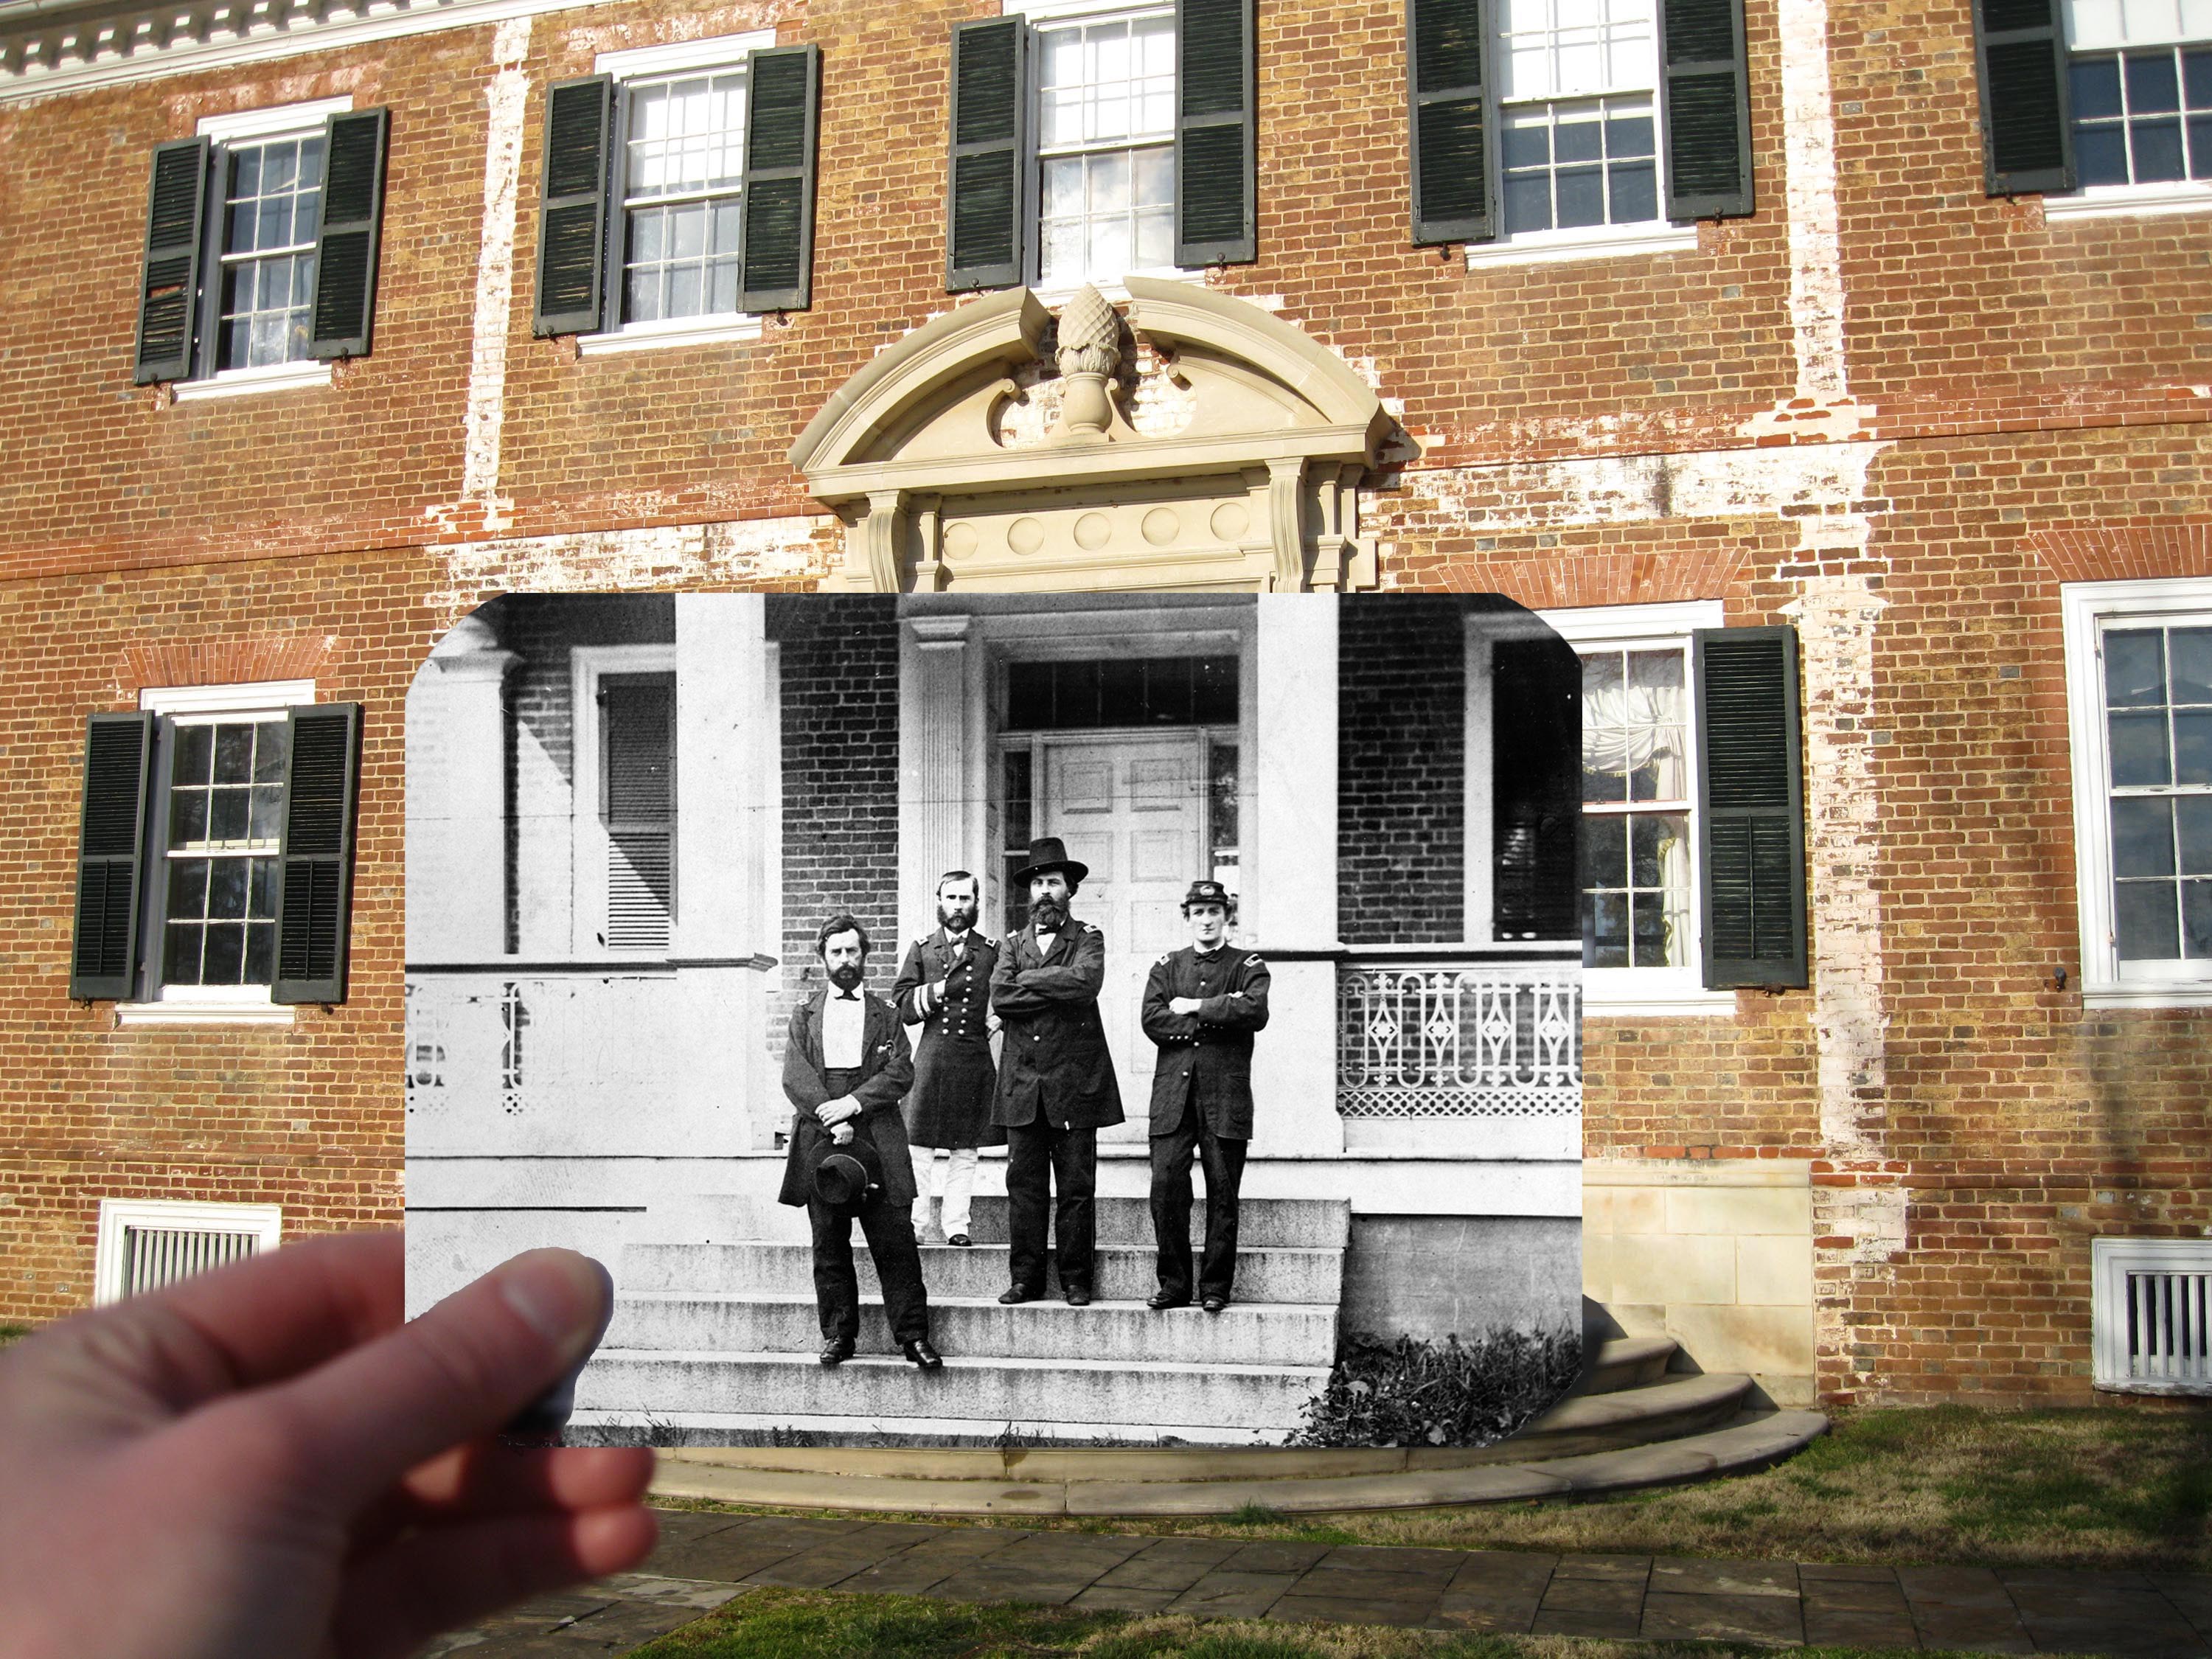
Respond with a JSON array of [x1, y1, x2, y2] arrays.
[[1169, 996, 1203, 1016], [0, 1232, 656, 1659], [816, 1096, 860, 1127]]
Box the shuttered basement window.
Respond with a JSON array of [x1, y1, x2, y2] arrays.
[[600, 674, 675, 951], [92, 1199, 282, 1304], [2093, 1238, 2212, 1394]]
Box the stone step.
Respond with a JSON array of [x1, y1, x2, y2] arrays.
[[621, 1241, 1345, 1307], [644, 1405, 1832, 1514], [1581, 1333, 1678, 1395], [577, 1349, 1332, 1439], [608, 1290, 1339, 1369], [949, 1195, 1352, 1249]]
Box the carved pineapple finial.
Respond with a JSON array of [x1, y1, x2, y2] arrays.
[[1051, 283, 1121, 442]]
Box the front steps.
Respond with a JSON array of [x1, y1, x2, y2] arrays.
[[576, 1194, 1351, 1446], [644, 1334, 1830, 1515]]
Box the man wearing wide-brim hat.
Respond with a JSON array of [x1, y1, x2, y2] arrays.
[[1140, 880, 1270, 1314], [988, 836, 1124, 1307]]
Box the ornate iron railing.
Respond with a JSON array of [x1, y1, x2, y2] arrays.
[[405, 971, 678, 1122], [1336, 957, 1581, 1118]]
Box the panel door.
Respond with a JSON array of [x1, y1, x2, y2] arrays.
[[1041, 733, 1205, 1141]]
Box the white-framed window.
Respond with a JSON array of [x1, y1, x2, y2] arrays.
[[581, 32, 776, 354], [571, 646, 678, 953], [1471, 0, 1697, 265], [1538, 602, 1733, 1013], [2049, 0, 2212, 217], [169, 99, 353, 400], [93, 1197, 281, 1304], [117, 681, 317, 1025], [1003, 0, 1203, 296], [2062, 577, 2212, 1005]]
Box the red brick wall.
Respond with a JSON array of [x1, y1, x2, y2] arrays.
[[1338, 595, 1467, 945]]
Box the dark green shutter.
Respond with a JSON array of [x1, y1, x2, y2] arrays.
[[1694, 627, 1806, 989], [310, 107, 390, 360], [947, 18, 1027, 291], [273, 703, 364, 1005], [134, 139, 209, 385], [1408, 0, 1493, 244], [1492, 635, 1582, 941], [1972, 0, 2073, 195], [534, 76, 614, 336], [740, 44, 821, 312], [1175, 0, 1256, 265], [1660, 0, 1753, 218], [70, 713, 156, 1000]]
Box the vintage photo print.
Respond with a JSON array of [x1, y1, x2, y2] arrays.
[[406, 593, 1585, 1448]]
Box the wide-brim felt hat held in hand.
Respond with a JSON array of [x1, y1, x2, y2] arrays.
[[813, 1130, 886, 1210], [1012, 835, 1090, 887]]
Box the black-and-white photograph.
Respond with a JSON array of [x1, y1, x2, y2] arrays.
[[405, 593, 1584, 1448]]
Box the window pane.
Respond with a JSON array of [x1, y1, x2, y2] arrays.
[[250, 857, 277, 919], [169, 858, 210, 916], [2110, 709, 2172, 785], [2075, 52, 2122, 118], [1586, 889, 1629, 967], [1629, 811, 1677, 886], [204, 922, 246, 984], [209, 787, 250, 844], [165, 922, 205, 985], [2171, 627, 2212, 701], [253, 720, 289, 782], [2106, 630, 2165, 705], [2179, 796, 2212, 874], [2127, 49, 2181, 112], [176, 723, 214, 785], [2078, 124, 2132, 184], [2112, 796, 2177, 877], [209, 858, 251, 919], [246, 920, 276, 984], [2115, 879, 2180, 958], [214, 725, 255, 783], [1583, 812, 1627, 886], [2133, 116, 2187, 179], [2185, 878, 2212, 958], [1610, 159, 1657, 221], [172, 788, 209, 846]]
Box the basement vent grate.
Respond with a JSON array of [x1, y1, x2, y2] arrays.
[[2092, 1237, 2212, 1394], [94, 1199, 282, 1305]]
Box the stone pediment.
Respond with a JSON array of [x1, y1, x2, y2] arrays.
[[788, 277, 1395, 592]]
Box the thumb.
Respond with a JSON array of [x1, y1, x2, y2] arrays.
[[238, 1250, 613, 1513]]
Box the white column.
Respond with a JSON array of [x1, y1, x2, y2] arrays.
[[405, 612, 517, 963], [667, 594, 776, 1158], [1246, 594, 1343, 1160], [899, 613, 978, 948]]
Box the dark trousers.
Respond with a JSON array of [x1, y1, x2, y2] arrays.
[[807, 1064, 928, 1344], [1004, 1118, 1097, 1295], [808, 1196, 930, 1344], [1150, 1093, 1248, 1302]]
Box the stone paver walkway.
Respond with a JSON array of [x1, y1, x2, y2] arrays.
[[428, 1510, 2212, 1656]]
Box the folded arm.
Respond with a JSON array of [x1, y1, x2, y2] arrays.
[[1141, 960, 1199, 1043], [1197, 958, 1271, 1030], [994, 925, 1107, 1017]]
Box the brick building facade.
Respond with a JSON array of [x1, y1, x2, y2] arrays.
[[1, 0, 2205, 1408]]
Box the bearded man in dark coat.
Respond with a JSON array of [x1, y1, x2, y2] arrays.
[[777, 913, 942, 1371], [891, 869, 1004, 1246], [989, 837, 1124, 1307]]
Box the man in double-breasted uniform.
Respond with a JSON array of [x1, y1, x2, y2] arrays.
[[777, 912, 942, 1370], [891, 870, 1004, 1246], [989, 836, 1124, 1307], [1140, 880, 1270, 1314]]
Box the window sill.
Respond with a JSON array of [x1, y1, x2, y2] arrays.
[[1465, 222, 1699, 269], [1582, 977, 1738, 1016], [171, 361, 334, 401], [116, 1001, 296, 1027], [577, 317, 765, 358], [2080, 982, 2212, 1009], [2044, 183, 2212, 221], [1027, 267, 1201, 307]]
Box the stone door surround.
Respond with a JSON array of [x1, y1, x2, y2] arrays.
[[788, 278, 1394, 593]]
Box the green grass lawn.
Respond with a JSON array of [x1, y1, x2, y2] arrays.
[[658, 1403, 2212, 1575], [625, 1586, 2070, 1659]]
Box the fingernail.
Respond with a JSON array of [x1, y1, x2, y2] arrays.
[[498, 1250, 612, 1359]]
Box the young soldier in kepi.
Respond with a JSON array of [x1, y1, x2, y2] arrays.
[[891, 870, 1004, 1247], [1140, 880, 1270, 1315], [776, 913, 943, 1371], [990, 836, 1124, 1307]]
